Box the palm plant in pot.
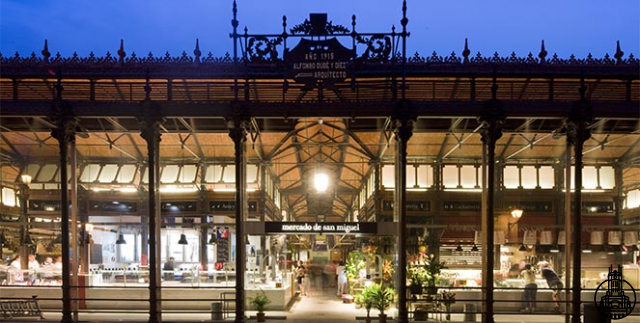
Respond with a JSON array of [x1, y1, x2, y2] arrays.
[[355, 284, 376, 323], [249, 289, 271, 322], [371, 283, 395, 323]]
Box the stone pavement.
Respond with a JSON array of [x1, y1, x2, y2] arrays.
[[8, 286, 639, 323]]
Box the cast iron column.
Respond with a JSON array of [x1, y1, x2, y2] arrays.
[[392, 99, 415, 323], [19, 181, 30, 270], [565, 81, 592, 323], [49, 75, 78, 323], [478, 78, 505, 323], [137, 79, 165, 323], [228, 100, 250, 323]]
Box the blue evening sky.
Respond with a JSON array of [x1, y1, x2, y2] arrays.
[[1, 0, 638, 59]]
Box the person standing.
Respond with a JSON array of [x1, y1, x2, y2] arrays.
[[539, 261, 562, 313], [163, 257, 175, 280], [296, 261, 306, 296], [520, 264, 537, 313]]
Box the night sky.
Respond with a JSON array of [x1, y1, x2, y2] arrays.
[[1, 0, 638, 59]]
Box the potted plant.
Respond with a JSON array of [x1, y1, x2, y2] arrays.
[[356, 284, 376, 323], [371, 283, 395, 323], [249, 289, 271, 322], [424, 254, 447, 295], [408, 264, 427, 295]]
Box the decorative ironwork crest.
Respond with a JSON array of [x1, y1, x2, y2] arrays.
[[290, 18, 350, 35]]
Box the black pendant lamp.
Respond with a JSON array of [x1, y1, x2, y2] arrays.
[[455, 244, 463, 252], [115, 233, 127, 245], [518, 244, 527, 252], [178, 233, 189, 245], [208, 234, 218, 245], [471, 244, 479, 252]]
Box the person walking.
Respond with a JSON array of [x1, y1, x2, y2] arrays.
[[520, 264, 537, 313], [539, 261, 563, 313]]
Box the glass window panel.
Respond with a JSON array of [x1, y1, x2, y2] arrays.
[[2, 187, 16, 206], [36, 164, 57, 182], [442, 165, 459, 188], [460, 165, 476, 188], [246, 165, 258, 183], [222, 165, 236, 183], [180, 165, 198, 183], [98, 164, 118, 183], [416, 165, 432, 187], [503, 166, 519, 189], [626, 189, 640, 209], [521, 166, 537, 189], [141, 167, 149, 184], [120, 234, 136, 262], [538, 166, 554, 189], [52, 164, 72, 183], [567, 166, 576, 190], [118, 165, 137, 183], [161, 165, 180, 183], [582, 166, 598, 189], [381, 165, 394, 188], [24, 164, 40, 181], [599, 166, 615, 189], [406, 165, 417, 188]]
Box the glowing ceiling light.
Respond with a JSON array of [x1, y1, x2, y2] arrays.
[[314, 173, 329, 192]]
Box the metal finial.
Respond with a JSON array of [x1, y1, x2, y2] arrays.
[[614, 40, 624, 64], [232, 0, 238, 28], [42, 39, 51, 63], [538, 40, 547, 64], [194, 39, 201, 63], [401, 0, 408, 28], [352, 14, 356, 30], [117, 39, 126, 64], [282, 15, 287, 30], [462, 38, 470, 64]]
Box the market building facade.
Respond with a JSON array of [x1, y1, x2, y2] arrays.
[[1, 2, 639, 323]]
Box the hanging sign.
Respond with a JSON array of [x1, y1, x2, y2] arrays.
[[382, 200, 430, 212], [265, 222, 377, 234], [608, 231, 621, 245], [443, 201, 481, 211], [539, 231, 553, 245], [286, 38, 352, 89], [210, 200, 257, 213], [590, 231, 604, 245], [523, 230, 537, 245]]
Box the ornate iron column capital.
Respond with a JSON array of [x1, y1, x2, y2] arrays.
[[565, 99, 593, 147], [391, 98, 416, 142], [50, 96, 78, 145], [137, 99, 165, 144], [227, 100, 251, 143], [478, 98, 506, 144]]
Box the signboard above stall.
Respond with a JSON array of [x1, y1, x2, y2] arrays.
[[265, 222, 377, 234]]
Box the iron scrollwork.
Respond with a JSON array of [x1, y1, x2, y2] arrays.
[[356, 34, 392, 61], [247, 36, 283, 62]]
